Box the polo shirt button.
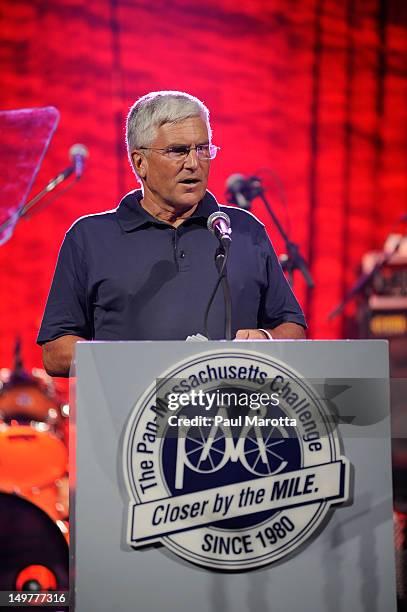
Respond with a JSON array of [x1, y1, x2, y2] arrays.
[[180, 251, 186, 259]]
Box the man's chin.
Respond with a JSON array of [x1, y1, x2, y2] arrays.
[[176, 187, 206, 206]]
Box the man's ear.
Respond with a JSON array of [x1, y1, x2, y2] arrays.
[[132, 151, 147, 178]]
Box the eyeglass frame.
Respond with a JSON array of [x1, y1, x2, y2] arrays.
[[136, 143, 220, 161]]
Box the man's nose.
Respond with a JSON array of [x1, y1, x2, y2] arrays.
[[184, 148, 199, 169]]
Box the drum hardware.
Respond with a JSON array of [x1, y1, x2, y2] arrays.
[[16, 565, 58, 591], [0, 339, 65, 419]]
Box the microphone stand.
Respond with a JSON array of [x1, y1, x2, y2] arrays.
[[0, 164, 77, 245], [257, 189, 314, 289], [328, 233, 406, 320], [19, 165, 76, 217], [215, 245, 232, 340], [203, 242, 233, 341]]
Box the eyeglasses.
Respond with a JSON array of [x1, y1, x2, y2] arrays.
[[138, 143, 220, 161]]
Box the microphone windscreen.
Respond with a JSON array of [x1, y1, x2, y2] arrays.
[[225, 173, 246, 192], [207, 211, 231, 234], [69, 143, 89, 160]]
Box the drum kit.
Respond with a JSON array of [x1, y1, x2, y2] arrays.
[[0, 340, 69, 594]]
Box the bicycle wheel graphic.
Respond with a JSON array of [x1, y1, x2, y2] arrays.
[[241, 425, 289, 476], [183, 425, 228, 473]]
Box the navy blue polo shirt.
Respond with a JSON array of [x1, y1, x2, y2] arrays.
[[37, 190, 305, 343]]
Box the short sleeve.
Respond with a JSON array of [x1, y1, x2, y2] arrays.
[[37, 233, 92, 344], [257, 229, 307, 329]]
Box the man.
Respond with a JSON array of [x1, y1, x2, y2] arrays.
[[38, 91, 306, 377]]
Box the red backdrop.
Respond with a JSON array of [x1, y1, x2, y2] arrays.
[[0, 0, 406, 371]]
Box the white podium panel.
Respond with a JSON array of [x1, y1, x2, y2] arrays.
[[72, 340, 396, 611]]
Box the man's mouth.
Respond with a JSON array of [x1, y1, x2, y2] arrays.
[[179, 178, 201, 185]]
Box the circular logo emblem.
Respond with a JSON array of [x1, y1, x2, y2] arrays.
[[123, 350, 350, 571]]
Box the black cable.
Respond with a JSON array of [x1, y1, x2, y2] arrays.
[[203, 246, 230, 340], [220, 259, 232, 340]]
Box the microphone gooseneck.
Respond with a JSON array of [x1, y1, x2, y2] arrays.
[[204, 211, 233, 340]]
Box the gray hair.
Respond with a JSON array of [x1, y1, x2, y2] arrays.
[[126, 90, 212, 172]]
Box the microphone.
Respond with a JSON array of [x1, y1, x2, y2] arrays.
[[207, 211, 232, 248], [69, 143, 89, 178], [225, 173, 262, 210]]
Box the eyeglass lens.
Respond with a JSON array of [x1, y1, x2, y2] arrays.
[[167, 144, 218, 160]]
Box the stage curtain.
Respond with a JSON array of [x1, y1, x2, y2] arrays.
[[0, 0, 406, 369]]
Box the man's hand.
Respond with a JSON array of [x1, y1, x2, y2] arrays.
[[235, 329, 271, 340], [42, 335, 85, 377], [235, 322, 306, 340]]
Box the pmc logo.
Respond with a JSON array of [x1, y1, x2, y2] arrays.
[[123, 351, 350, 571]]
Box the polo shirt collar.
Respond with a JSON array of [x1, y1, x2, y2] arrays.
[[116, 189, 220, 232]]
